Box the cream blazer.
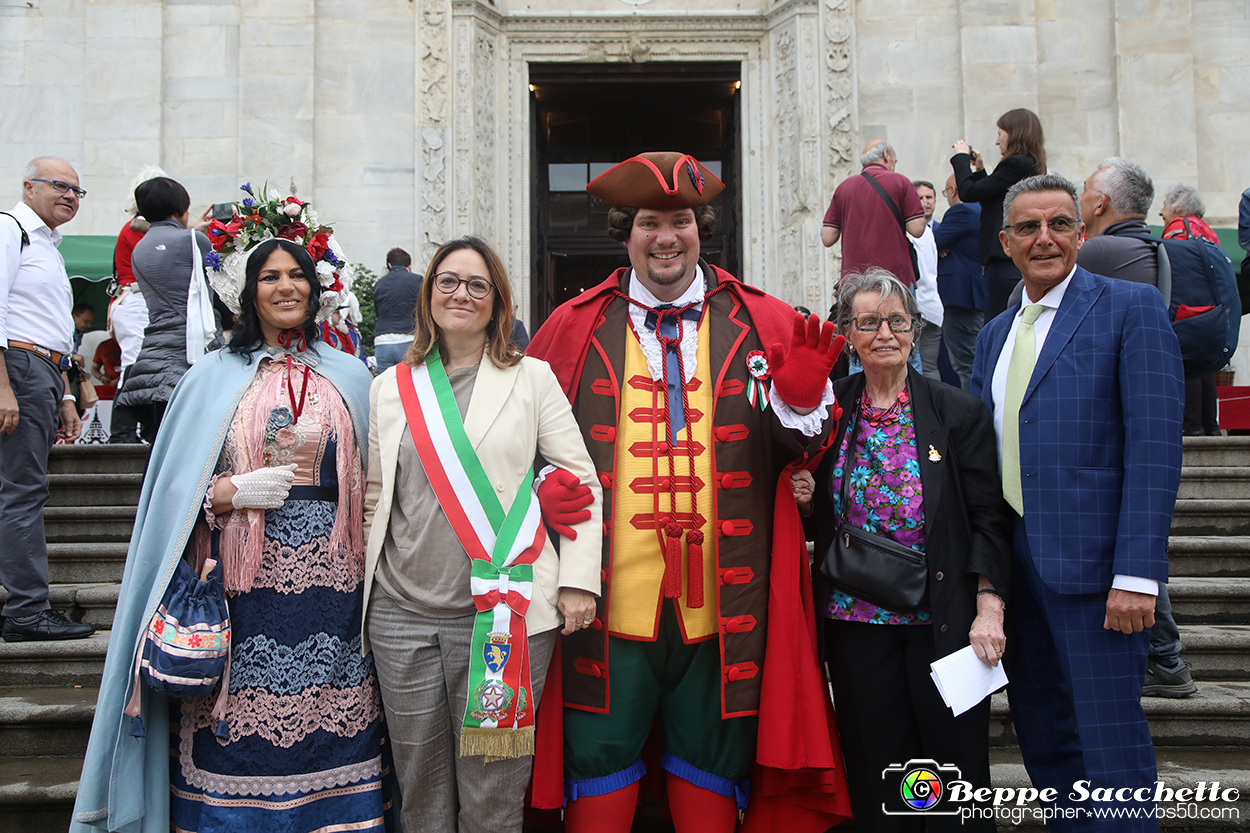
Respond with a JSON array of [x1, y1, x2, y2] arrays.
[[361, 355, 602, 651]]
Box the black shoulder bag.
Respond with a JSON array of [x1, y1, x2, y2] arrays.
[[861, 171, 922, 286], [819, 405, 929, 612]]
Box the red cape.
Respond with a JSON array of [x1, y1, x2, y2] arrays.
[[526, 267, 852, 831]]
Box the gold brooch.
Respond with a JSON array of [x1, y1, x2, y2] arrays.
[[928, 445, 942, 462]]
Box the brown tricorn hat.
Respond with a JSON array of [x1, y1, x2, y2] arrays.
[[586, 151, 724, 209]]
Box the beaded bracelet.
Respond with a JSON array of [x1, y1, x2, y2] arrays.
[[976, 588, 1005, 610]]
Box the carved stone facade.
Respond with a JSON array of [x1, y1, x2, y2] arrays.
[[2, 0, 1247, 324]]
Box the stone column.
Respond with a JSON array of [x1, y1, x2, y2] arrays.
[[767, 2, 831, 313], [415, 0, 452, 268], [957, 0, 1039, 148], [162, 1, 241, 209], [1114, 0, 1197, 210], [237, 0, 315, 201], [313, 0, 416, 267]]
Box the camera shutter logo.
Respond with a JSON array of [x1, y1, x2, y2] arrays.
[[901, 766, 944, 810]]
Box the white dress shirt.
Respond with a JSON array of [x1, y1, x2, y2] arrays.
[[626, 267, 833, 437], [911, 224, 943, 327], [989, 265, 1156, 595], [0, 202, 75, 353]]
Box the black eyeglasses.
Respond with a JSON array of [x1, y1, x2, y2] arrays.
[[30, 179, 87, 198], [852, 313, 915, 333], [1003, 216, 1078, 237], [433, 272, 494, 299]]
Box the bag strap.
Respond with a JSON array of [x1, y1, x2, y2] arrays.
[[861, 172, 908, 237], [0, 212, 29, 249], [1117, 232, 1176, 310]]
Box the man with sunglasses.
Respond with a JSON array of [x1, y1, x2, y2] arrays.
[[972, 174, 1181, 831], [0, 158, 95, 642]]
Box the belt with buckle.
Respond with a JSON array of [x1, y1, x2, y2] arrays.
[[7, 340, 71, 371]]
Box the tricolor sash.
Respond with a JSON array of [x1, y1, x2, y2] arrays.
[[397, 353, 547, 759]]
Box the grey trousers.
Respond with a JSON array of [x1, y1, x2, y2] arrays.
[[942, 305, 985, 392], [0, 349, 61, 617], [916, 318, 943, 380], [367, 589, 557, 833]]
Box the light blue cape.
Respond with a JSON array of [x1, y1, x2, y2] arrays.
[[70, 346, 371, 833]]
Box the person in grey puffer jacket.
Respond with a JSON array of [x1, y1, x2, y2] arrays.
[[113, 177, 223, 443]]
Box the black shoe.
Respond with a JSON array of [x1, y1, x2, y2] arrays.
[[2, 610, 95, 642], [1143, 658, 1197, 698]]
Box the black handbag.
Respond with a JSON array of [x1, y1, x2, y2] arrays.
[[819, 406, 929, 611]]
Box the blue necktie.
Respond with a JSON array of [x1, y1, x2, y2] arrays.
[[643, 305, 701, 439]]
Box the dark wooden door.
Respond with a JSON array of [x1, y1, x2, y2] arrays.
[[529, 63, 741, 327]]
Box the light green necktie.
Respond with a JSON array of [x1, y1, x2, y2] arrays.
[[1002, 304, 1046, 515]]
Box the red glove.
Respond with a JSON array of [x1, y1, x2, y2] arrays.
[[768, 313, 846, 409], [537, 468, 594, 540]]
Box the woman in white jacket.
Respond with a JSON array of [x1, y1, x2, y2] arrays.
[[362, 236, 602, 833]]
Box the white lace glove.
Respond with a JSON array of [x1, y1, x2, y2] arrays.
[[230, 464, 298, 509]]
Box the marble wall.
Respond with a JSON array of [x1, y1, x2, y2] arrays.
[[1, 0, 1246, 320], [853, 0, 1250, 226]]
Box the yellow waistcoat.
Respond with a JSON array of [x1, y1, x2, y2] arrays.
[[610, 316, 717, 640]]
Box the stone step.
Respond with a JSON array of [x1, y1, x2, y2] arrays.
[[43, 506, 135, 544], [1170, 577, 1250, 625], [0, 755, 81, 833], [47, 542, 129, 585], [1182, 436, 1250, 468], [986, 747, 1250, 831], [0, 687, 98, 759], [989, 683, 1250, 748], [0, 633, 111, 687], [2, 748, 1246, 833], [47, 443, 148, 475], [1169, 536, 1250, 578], [1179, 468, 1250, 500], [1182, 625, 1250, 682], [1171, 500, 1250, 536], [0, 585, 119, 631], [45, 473, 142, 508]]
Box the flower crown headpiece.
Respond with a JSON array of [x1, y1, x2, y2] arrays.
[[205, 182, 354, 324]]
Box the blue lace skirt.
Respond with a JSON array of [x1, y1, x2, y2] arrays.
[[170, 499, 391, 833]]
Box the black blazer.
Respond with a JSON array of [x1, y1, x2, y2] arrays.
[[950, 153, 1038, 266], [810, 369, 1013, 659]]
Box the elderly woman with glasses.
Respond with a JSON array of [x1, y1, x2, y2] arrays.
[[361, 236, 602, 832], [792, 268, 1012, 832]]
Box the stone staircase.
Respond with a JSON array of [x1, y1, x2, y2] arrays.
[[3, 440, 1250, 832], [0, 444, 141, 833]]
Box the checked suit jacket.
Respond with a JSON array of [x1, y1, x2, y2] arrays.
[[970, 265, 1183, 593]]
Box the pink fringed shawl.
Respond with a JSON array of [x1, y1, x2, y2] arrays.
[[198, 358, 364, 594]]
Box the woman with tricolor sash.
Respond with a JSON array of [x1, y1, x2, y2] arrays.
[[361, 236, 602, 832]]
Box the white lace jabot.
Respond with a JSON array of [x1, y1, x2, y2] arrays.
[[627, 266, 704, 384]]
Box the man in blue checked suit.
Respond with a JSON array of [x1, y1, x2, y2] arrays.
[[972, 174, 1182, 832]]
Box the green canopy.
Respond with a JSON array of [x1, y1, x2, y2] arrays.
[[60, 235, 116, 282]]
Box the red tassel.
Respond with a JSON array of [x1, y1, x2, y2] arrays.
[[686, 530, 704, 608], [663, 522, 684, 599]]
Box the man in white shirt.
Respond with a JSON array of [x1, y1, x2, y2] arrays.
[[971, 174, 1182, 830], [910, 180, 944, 378], [0, 158, 94, 642]]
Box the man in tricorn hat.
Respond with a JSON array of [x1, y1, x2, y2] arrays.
[[527, 152, 852, 832]]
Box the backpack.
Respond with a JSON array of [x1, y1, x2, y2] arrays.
[[1123, 231, 1241, 378]]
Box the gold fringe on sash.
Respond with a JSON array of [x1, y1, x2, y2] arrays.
[[459, 725, 536, 761]]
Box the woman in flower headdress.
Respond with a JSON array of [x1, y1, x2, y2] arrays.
[[72, 188, 391, 833]]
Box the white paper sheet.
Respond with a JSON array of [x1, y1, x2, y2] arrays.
[[929, 645, 1008, 717]]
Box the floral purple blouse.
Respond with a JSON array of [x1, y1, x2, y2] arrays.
[[826, 387, 931, 625]]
